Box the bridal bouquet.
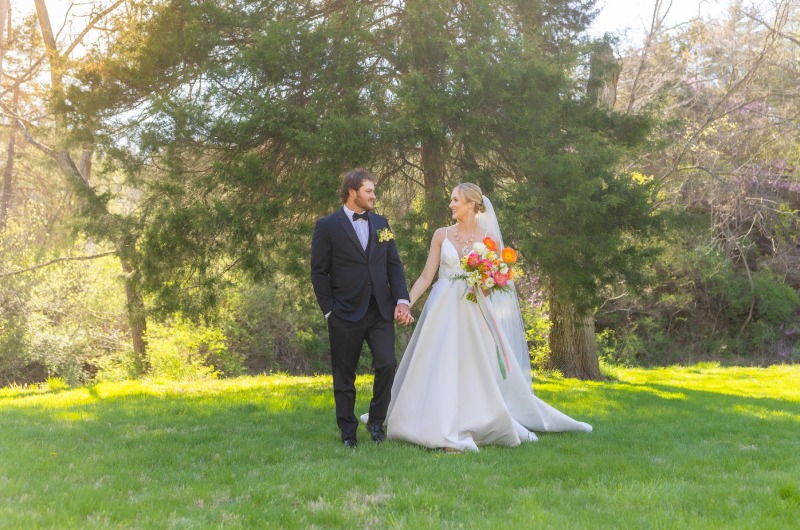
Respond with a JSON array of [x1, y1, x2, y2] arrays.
[[453, 236, 519, 378], [457, 236, 518, 303]]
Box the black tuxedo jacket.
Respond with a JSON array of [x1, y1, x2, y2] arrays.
[[311, 209, 409, 322]]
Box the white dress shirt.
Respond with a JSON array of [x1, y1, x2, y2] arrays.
[[342, 205, 369, 250]]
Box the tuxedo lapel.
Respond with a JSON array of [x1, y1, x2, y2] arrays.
[[337, 210, 367, 257], [367, 215, 378, 260]]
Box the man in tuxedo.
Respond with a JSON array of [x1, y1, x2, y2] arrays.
[[311, 168, 412, 448]]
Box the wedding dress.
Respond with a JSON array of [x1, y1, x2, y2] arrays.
[[382, 233, 592, 452]]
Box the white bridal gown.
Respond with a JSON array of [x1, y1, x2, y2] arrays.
[[385, 237, 592, 452]]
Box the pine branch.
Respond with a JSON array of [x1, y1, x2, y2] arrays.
[[0, 252, 115, 279]]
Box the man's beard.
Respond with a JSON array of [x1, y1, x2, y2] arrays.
[[355, 197, 374, 211]]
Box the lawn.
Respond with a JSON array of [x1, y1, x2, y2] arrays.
[[1, 365, 798, 528]]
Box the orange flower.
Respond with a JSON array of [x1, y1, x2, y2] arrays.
[[501, 247, 517, 264], [483, 237, 497, 251]]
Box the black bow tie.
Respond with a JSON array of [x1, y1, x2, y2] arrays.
[[352, 211, 369, 221]]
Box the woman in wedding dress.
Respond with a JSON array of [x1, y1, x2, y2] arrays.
[[381, 183, 592, 452]]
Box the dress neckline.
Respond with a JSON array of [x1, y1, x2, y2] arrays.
[[443, 235, 458, 256], [444, 227, 486, 257]]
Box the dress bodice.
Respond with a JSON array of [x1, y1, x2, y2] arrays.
[[439, 237, 464, 277]]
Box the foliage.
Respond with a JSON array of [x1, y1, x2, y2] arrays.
[[60, 0, 657, 325], [519, 278, 551, 369], [0, 215, 129, 386], [145, 318, 226, 381], [4, 0, 799, 380], [218, 276, 330, 376], [0, 367, 798, 527], [581, 2, 800, 366], [596, 210, 800, 365]]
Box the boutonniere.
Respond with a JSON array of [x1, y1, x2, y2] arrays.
[[377, 227, 394, 243]]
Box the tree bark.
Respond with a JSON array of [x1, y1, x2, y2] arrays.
[[0, 67, 14, 231], [588, 42, 619, 110], [1, 115, 17, 229], [421, 137, 445, 205], [0, 0, 9, 229], [547, 285, 601, 380], [121, 257, 148, 373], [0, 0, 8, 77], [34, 0, 58, 59], [544, 39, 622, 381]]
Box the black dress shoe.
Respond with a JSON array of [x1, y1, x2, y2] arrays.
[[366, 421, 386, 443], [343, 438, 357, 448]]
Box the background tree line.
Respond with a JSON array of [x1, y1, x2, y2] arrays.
[[0, 0, 797, 387]]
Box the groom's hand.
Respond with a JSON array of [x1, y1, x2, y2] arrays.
[[394, 303, 413, 326]]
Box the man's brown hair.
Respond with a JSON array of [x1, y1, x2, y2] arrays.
[[339, 168, 376, 204]]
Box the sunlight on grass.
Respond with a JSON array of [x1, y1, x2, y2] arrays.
[[732, 404, 800, 422], [609, 365, 800, 401], [0, 366, 798, 528]]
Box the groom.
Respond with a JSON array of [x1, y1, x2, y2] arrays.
[[310, 168, 412, 448]]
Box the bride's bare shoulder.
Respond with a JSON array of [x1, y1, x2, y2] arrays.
[[431, 227, 448, 242]]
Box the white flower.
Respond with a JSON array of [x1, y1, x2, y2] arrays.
[[484, 277, 496, 288], [472, 242, 487, 254], [377, 228, 394, 242], [467, 271, 482, 286]]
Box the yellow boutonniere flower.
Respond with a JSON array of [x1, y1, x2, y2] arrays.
[[378, 228, 394, 243]]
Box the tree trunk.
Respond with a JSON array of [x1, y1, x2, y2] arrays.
[[588, 42, 620, 110], [421, 136, 446, 226], [34, 0, 58, 59], [79, 143, 93, 179], [0, 113, 15, 229], [0, 0, 9, 229], [421, 138, 444, 190], [0, 0, 9, 77], [121, 257, 148, 374], [547, 285, 601, 380], [0, 86, 15, 230], [544, 44, 620, 381]]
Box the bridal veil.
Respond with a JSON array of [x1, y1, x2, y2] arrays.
[[476, 195, 533, 389]]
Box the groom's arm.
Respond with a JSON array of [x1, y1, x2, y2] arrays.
[[310, 219, 334, 317], [384, 221, 410, 303]]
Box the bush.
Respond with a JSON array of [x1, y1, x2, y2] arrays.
[[0, 237, 129, 386], [145, 318, 238, 381], [521, 299, 550, 369], [220, 276, 330, 375]]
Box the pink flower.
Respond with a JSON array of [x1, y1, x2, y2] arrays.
[[467, 252, 480, 268], [479, 259, 493, 272], [494, 272, 509, 287]]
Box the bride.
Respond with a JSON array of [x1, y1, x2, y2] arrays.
[[372, 182, 592, 452]]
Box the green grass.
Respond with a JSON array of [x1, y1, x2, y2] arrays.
[[1, 365, 798, 529]]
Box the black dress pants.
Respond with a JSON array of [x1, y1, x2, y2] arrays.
[[327, 297, 397, 441]]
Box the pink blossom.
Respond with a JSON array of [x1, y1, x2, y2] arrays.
[[494, 272, 509, 287], [467, 252, 480, 268]]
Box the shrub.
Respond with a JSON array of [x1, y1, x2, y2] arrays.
[[145, 318, 234, 381]]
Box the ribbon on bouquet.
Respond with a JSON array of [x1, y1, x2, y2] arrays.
[[475, 288, 513, 379]]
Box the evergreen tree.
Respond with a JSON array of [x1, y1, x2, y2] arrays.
[[65, 0, 661, 378]]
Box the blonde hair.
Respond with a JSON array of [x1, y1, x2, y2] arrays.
[[454, 183, 486, 214]]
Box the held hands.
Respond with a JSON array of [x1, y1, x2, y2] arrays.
[[394, 303, 414, 326]]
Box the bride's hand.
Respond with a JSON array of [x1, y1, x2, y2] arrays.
[[394, 304, 414, 326]]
